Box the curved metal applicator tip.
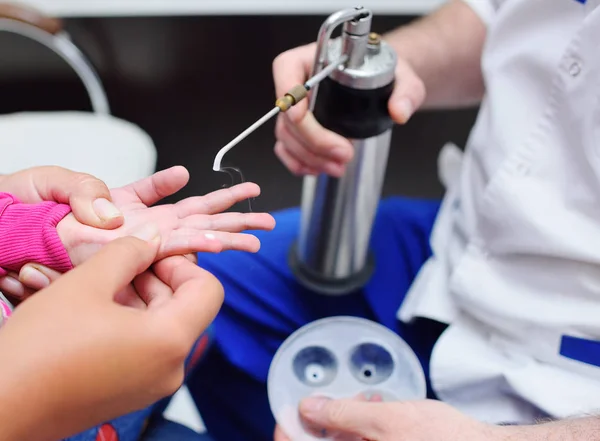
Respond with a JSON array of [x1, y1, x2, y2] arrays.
[[213, 106, 280, 171], [212, 55, 347, 172]]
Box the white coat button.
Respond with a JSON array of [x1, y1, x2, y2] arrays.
[[569, 61, 582, 77]]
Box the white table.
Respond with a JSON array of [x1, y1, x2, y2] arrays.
[[11, 0, 446, 17]]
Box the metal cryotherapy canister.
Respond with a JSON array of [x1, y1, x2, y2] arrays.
[[290, 7, 397, 295]]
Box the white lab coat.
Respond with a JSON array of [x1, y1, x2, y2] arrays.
[[399, 0, 600, 423]]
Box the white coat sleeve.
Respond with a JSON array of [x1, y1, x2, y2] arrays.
[[460, 0, 500, 26]]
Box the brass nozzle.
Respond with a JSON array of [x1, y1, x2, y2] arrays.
[[275, 84, 308, 112], [275, 96, 295, 112], [368, 32, 381, 45]]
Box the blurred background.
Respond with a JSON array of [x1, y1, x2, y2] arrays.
[[0, 0, 478, 213]]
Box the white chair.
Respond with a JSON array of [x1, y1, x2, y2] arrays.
[[0, 2, 157, 187]]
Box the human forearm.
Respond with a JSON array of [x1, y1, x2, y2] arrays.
[[384, 0, 487, 109], [497, 416, 600, 441]]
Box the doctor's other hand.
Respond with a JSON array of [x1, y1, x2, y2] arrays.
[[274, 397, 502, 441], [272, 42, 425, 178], [0, 234, 224, 441]]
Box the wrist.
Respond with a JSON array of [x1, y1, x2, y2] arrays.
[[57, 214, 110, 266], [0, 197, 73, 274], [383, 0, 486, 109]]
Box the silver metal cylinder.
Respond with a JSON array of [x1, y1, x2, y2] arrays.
[[297, 131, 391, 279], [290, 9, 397, 295]]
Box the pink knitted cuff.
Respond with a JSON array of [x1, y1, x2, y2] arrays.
[[0, 193, 73, 276]]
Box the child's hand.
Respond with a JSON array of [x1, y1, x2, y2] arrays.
[[57, 166, 276, 267]]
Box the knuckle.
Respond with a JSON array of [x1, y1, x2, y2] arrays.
[[72, 172, 109, 192], [273, 46, 303, 70], [272, 52, 287, 71], [44, 165, 65, 174]]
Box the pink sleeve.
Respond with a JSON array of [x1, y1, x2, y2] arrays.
[[0, 192, 73, 277]]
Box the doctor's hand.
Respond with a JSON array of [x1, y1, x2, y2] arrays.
[[274, 397, 501, 441], [272, 42, 425, 178], [0, 234, 224, 441]]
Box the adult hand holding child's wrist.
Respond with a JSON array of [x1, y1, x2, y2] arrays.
[[4, 166, 277, 298]]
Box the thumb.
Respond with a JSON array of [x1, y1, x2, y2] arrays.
[[70, 176, 124, 230], [32, 166, 124, 230], [299, 397, 384, 440], [388, 58, 426, 125], [48, 224, 161, 301], [153, 256, 224, 339]]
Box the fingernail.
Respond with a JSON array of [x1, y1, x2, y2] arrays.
[[20, 267, 50, 289], [132, 224, 160, 241], [300, 397, 330, 416], [396, 98, 414, 123], [0, 276, 24, 299], [204, 233, 217, 240], [93, 198, 123, 220]]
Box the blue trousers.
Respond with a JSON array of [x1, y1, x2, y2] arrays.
[[189, 197, 443, 441]]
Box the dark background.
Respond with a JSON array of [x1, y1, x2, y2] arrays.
[[0, 15, 479, 212]]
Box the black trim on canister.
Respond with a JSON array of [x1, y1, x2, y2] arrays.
[[313, 76, 394, 140]]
